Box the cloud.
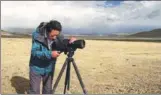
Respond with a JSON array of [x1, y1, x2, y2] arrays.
[[1, 1, 161, 33]]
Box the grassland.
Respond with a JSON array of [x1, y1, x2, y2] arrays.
[[1, 37, 161, 94]]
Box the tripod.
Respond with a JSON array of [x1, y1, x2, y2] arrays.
[[52, 49, 87, 94]]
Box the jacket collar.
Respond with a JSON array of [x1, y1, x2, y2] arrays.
[[33, 28, 50, 49]]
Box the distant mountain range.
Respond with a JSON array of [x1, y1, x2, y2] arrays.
[[6, 28, 34, 35], [4, 27, 116, 36], [1, 29, 31, 38], [1, 28, 161, 38], [128, 28, 161, 38]]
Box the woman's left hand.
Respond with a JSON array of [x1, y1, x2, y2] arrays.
[[69, 36, 77, 44]]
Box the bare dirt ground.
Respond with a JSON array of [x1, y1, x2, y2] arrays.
[[1, 38, 161, 94]]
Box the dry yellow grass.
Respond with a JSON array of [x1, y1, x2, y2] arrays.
[[1, 38, 161, 94]]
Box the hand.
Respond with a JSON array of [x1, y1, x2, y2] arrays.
[[69, 36, 77, 44], [51, 51, 60, 58]]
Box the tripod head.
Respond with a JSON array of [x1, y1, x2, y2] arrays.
[[66, 47, 76, 58]]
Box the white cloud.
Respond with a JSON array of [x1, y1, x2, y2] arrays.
[[1, 1, 161, 33]]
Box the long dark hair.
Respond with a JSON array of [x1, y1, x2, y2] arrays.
[[46, 20, 62, 33]]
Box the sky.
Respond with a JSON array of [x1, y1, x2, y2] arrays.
[[1, 1, 161, 34]]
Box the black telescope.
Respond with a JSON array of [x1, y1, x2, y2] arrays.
[[63, 39, 85, 49], [52, 39, 86, 53]]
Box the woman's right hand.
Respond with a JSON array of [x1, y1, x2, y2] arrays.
[[52, 51, 60, 58]]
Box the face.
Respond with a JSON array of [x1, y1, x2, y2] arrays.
[[48, 29, 60, 40]]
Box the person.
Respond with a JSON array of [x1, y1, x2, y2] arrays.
[[28, 20, 76, 94]]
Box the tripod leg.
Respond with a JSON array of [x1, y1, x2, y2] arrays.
[[72, 59, 87, 94], [52, 58, 68, 94], [63, 61, 70, 94], [67, 60, 71, 90]]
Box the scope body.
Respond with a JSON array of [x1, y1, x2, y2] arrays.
[[52, 39, 85, 54]]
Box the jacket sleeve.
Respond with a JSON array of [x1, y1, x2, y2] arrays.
[[31, 40, 52, 60]]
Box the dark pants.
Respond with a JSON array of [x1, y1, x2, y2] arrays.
[[28, 69, 54, 94]]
